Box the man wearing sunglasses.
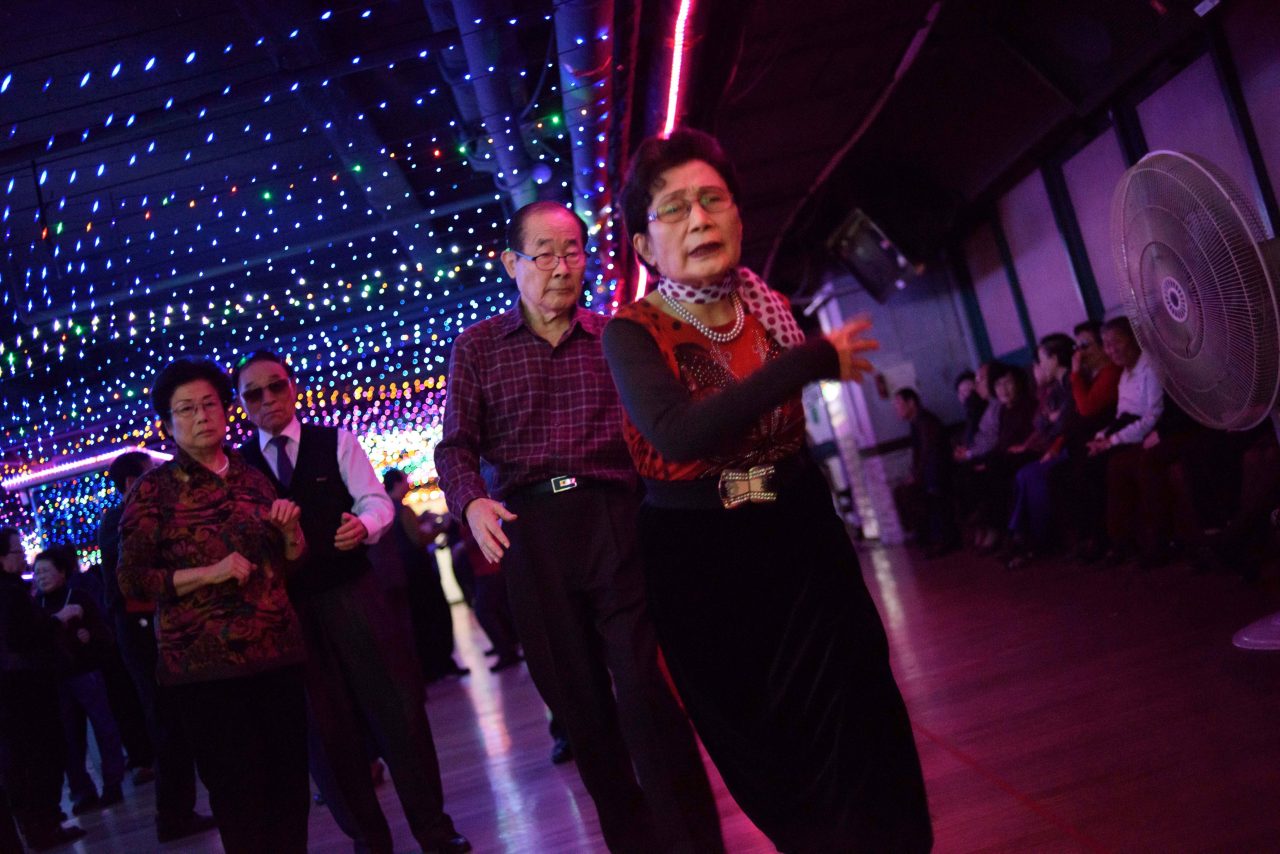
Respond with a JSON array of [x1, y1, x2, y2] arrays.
[[435, 201, 722, 853], [232, 352, 469, 854]]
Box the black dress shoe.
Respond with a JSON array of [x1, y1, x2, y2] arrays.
[[550, 735, 574, 765], [423, 832, 472, 854], [157, 812, 218, 843]]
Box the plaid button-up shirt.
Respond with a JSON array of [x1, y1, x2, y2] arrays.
[[435, 302, 636, 515]]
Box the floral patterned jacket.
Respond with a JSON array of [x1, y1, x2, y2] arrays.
[[118, 448, 305, 685]]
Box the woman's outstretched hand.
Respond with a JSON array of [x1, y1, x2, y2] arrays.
[[826, 317, 879, 382]]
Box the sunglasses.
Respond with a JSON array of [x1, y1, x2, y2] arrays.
[[240, 377, 291, 405]]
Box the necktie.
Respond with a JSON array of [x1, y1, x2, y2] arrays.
[[269, 435, 293, 489]]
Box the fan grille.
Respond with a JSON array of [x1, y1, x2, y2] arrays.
[[1111, 150, 1280, 430]]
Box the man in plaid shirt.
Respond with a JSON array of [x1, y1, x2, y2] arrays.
[[436, 201, 723, 854]]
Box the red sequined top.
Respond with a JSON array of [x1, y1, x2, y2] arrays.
[[606, 297, 833, 482]]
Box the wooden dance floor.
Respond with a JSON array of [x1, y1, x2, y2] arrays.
[[65, 543, 1280, 852]]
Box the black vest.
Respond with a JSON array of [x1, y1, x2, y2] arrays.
[[241, 424, 371, 601]]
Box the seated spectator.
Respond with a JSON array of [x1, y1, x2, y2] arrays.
[[970, 365, 1037, 552], [955, 370, 986, 449], [1007, 333, 1077, 567], [892, 388, 960, 557], [1085, 317, 1164, 564], [31, 546, 127, 815], [955, 361, 1002, 462]]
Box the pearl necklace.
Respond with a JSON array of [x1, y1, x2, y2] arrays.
[[211, 455, 229, 477], [661, 291, 744, 344]]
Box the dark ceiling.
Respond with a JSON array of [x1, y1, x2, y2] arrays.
[[668, 0, 1217, 296]]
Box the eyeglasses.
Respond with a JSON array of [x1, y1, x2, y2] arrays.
[[647, 188, 735, 224], [511, 249, 587, 271], [240, 378, 292, 405], [170, 398, 224, 420]]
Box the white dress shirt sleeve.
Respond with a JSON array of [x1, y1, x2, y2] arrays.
[[334, 428, 396, 544], [1111, 357, 1164, 446]]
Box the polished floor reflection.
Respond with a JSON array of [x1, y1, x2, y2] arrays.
[[57, 542, 1280, 852]]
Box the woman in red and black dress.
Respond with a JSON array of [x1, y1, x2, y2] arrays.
[[118, 358, 308, 854], [605, 129, 932, 853]]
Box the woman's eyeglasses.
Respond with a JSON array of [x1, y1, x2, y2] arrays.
[[240, 378, 291, 405], [648, 188, 735, 224], [170, 399, 224, 420], [511, 250, 587, 271]]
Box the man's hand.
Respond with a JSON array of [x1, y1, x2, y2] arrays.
[[53, 604, 83, 624], [334, 512, 369, 551], [266, 499, 303, 534], [1086, 436, 1111, 457], [465, 498, 518, 564], [76, 628, 91, 644]]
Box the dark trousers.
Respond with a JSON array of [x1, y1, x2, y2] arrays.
[[0, 672, 65, 843], [113, 611, 198, 823], [171, 667, 309, 854], [407, 560, 458, 680], [58, 671, 125, 799], [473, 572, 520, 659], [298, 571, 456, 854], [1010, 451, 1068, 548], [102, 649, 153, 769], [503, 485, 724, 854]]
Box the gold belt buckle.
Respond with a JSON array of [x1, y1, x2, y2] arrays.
[[551, 475, 579, 494], [717, 464, 777, 509]]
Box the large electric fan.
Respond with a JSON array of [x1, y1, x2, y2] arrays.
[[1112, 149, 1280, 651]]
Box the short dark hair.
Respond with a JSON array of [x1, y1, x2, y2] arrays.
[[1073, 320, 1103, 340], [983, 360, 1011, 384], [151, 358, 232, 421], [1102, 315, 1136, 342], [894, 387, 921, 406], [954, 370, 976, 390], [382, 468, 409, 493], [0, 526, 20, 556], [1038, 333, 1075, 370], [506, 201, 588, 254], [107, 451, 153, 494], [619, 128, 741, 263], [33, 544, 78, 578], [231, 349, 293, 390]]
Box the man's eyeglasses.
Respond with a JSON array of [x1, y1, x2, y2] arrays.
[[240, 378, 292, 405], [170, 399, 224, 420], [511, 249, 587, 271], [647, 188, 735, 224]]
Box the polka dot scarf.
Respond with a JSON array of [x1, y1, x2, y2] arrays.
[[655, 266, 806, 349]]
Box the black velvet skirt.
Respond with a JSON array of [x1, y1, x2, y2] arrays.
[[638, 463, 933, 853]]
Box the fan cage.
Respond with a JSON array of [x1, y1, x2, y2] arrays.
[[1111, 150, 1280, 431]]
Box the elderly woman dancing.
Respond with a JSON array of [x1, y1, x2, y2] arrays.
[[117, 357, 309, 854], [604, 129, 932, 853]]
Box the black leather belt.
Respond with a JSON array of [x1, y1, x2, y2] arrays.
[[507, 476, 619, 501]]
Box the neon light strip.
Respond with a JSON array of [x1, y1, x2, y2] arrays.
[[635, 0, 695, 300], [2, 447, 172, 491], [661, 0, 694, 138]]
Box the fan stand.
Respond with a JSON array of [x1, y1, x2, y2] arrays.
[[1232, 410, 1280, 651]]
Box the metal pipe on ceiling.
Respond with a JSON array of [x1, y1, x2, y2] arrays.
[[553, 0, 613, 234], [444, 0, 538, 208]]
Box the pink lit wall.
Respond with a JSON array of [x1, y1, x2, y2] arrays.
[[965, 223, 1025, 356], [1137, 54, 1261, 218], [998, 170, 1086, 338], [1225, 0, 1280, 232], [1063, 129, 1130, 317]]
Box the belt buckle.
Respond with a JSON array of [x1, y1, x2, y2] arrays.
[[717, 464, 777, 509], [551, 475, 578, 494]]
